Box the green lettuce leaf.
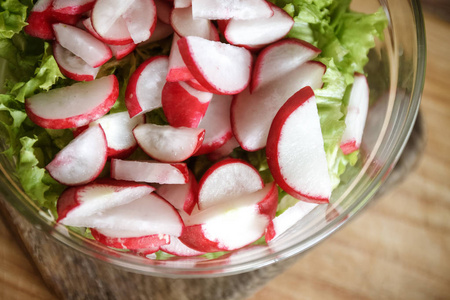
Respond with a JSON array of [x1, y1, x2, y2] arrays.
[[0, 0, 28, 39]]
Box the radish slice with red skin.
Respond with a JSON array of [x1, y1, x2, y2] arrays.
[[160, 236, 205, 256], [251, 39, 321, 93], [51, 11, 82, 25], [185, 78, 210, 92], [25, 75, 119, 129], [47, 125, 107, 186], [154, 0, 172, 24], [83, 16, 133, 46], [52, 0, 95, 15], [139, 20, 173, 45], [111, 159, 190, 184], [224, 3, 294, 49], [191, 0, 273, 20], [180, 182, 278, 252], [57, 179, 155, 222], [195, 94, 233, 155], [122, 0, 157, 44], [91, 0, 136, 36], [231, 61, 325, 151], [161, 81, 212, 128], [24, 0, 54, 40], [91, 229, 170, 250], [266, 86, 332, 203], [60, 193, 185, 236], [171, 7, 219, 40], [166, 33, 194, 82], [340, 73, 369, 155], [109, 43, 137, 60], [53, 42, 100, 81], [207, 137, 240, 161], [174, 0, 191, 8], [133, 124, 205, 163], [125, 56, 169, 118], [197, 158, 264, 210], [178, 36, 252, 95], [53, 23, 113, 68], [156, 170, 198, 215]]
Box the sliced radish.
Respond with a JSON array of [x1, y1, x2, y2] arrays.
[[195, 94, 233, 155], [83, 16, 133, 46], [133, 124, 205, 162], [57, 178, 155, 222], [180, 182, 277, 252], [178, 36, 252, 95], [87, 112, 145, 158], [61, 193, 184, 236], [91, 0, 135, 36], [251, 39, 321, 92], [122, 0, 157, 44], [340, 73, 369, 155], [224, 3, 293, 49], [25, 75, 119, 129], [161, 81, 212, 128], [109, 43, 137, 60], [198, 158, 264, 210], [160, 236, 204, 256], [51, 10, 82, 25], [191, 0, 273, 20], [156, 170, 198, 215], [46, 124, 107, 186], [52, 0, 95, 15], [154, 0, 172, 24], [185, 78, 210, 92], [139, 20, 173, 45], [125, 56, 169, 118], [174, 0, 191, 8], [91, 228, 170, 250], [53, 42, 100, 81], [231, 61, 325, 151], [53, 23, 112, 68], [266, 86, 331, 203], [170, 7, 219, 40], [265, 201, 319, 242], [166, 34, 194, 82], [111, 159, 189, 184], [207, 136, 240, 161], [24, 0, 54, 40]]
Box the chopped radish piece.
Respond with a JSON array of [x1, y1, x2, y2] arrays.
[[224, 3, 293, 49], [171, 7, 219, 40], [53, 23, 113, 68], [251, 39, 321, 92], [51, 10, 82, 26], [340, 73, 369, 154], [161, 81, 212, 128], [91, 228, 170, 250], [52, 0, 95, 15], [231, 61, 325, 151], [91, 0, 136, 36], [57, 179, 155, 222], [198, 158, 264, 210], [125, 56, 169, 117], [109, 43, 137, 60], [133, 124, 205, 162], [207, 136, 240, 161], [195, 94, 233, 155], [191, 0, 273, 20], [185, 78, 210, 92], [139, 20, 173, 45], [122, 0, 157, 44], [265, 201, 319, 242], [180, 182, 277, 252], [266, 86, 331, 203], [174, 0, 191, 8], [156, 170, 198, 215], [111, 159, 189, 184], [25, 75, 119, 129], [160, 236, 205, 256], [53, 42, 100, 81], [166, 34, 194, 82], [24, 0, 54, 39], [154, 0, 172, 24], [83, 16, 133, 46], [61, 193, 184, 236], [46, 125, 107, 186], [178, 36, 252, 95], [86, 112, 145, 158]]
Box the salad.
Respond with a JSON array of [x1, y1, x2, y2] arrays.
[[0, 0, 387, 258]]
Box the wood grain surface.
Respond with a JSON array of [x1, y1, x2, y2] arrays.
[[1, 7, 449, 300]]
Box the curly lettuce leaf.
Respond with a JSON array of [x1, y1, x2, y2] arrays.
[[0, 0, 28, 39]]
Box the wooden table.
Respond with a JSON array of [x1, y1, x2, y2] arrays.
[[1, 7, 449, 300]]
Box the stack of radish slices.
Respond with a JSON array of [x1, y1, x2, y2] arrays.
[[24, 0, 369, 256]]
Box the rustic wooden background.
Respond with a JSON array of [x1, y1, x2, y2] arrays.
[[1, 2, 449, 300]]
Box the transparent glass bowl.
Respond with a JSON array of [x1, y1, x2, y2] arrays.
[[0, 0, 425, 278]]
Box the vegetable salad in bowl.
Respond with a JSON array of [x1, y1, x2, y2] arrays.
[[0, 0, 388, 260]]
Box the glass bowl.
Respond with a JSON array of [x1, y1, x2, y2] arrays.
[[0, 0, 425, 278]]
